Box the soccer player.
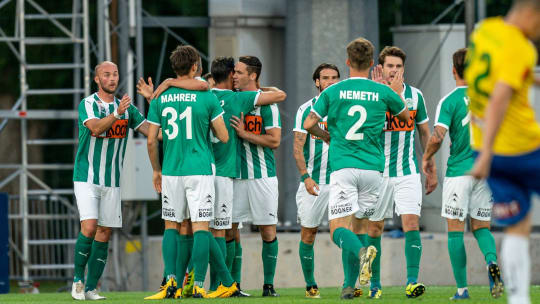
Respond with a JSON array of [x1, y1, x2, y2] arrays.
[[202, 72, 215, 88], [466, 1, 540, 303], [229, 55, 282, 297], [357, 46, 436, 299], [423, 48, 502, 300], [145, 45, 239, 299], [303, 37, 410, 300], [72, 61, 158, 300], [293, 63, 339, 298]]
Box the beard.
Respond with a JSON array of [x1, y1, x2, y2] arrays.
[[99, 79, 117, 94]]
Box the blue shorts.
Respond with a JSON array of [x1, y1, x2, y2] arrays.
[[476, 148, 540, 226]]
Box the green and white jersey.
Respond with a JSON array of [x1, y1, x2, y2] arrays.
[[434, 86, 474, 177], [312, 77, 406, 172], [293, 97, 330, 185], [73, 93, 146, 187], [210, 88, 260, 178], [382, 84, 429, 177], [147, 87, 224, 176], [238, 102, 281, 179]]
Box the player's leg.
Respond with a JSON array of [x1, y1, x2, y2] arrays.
[[179, 220, 194, 298], [502, 215, 532, 304], [230, 179, 249, 294], [395, 174, 424, 297], [72, 182, 99, 300], [470, 178, 502, 298], [342, 217, 367, 296], [446, 219, 468, 299], [224, 227, 236, 270]]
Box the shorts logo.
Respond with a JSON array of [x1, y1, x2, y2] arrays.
[[476, 208, 491, 218], [214, 217, 230, 227], [268, 213, 276, 218], [330, 201, 353, 216], [444, 205, 464, 217], [362, 208, 375, 217], [452, 193, 459, 202], [198, 207, 213, 218], [338, 190, 347, 201], [220, 204, 228, 216], [162, 207, 175, 218], [206, 194, 213, 204], [163, 195, 169, 205], [492, 201, 520, 220]]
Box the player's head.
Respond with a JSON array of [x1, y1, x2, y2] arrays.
[[94, 61, 118, 94], [195, 58, 203, 77], [312, 63, 340, 92], [169, 45, 200, 78], [509, 0, 540, 39], [211, 56, 235, 88], [346, 38, 374, 72], [202, 72, 215, 88], [379, 46, 406, 82], [234, 55, 262, 90], [452, 48, 467, 82]]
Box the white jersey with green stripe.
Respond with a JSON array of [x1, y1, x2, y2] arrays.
[[382, 83, 429, 177], [73, 93, 146, 187], [237, 103, 281, 179], [293, 97, 330, 185]]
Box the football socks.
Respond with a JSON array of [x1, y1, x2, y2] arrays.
[[192, 231, 210, 287], [404, 230, 422, 284], [162, 229, 178, 278], [85, 240, 109, 292], [448, 231, 467, 288], [502, 234, 530, 304], [368, 235, 382, 289], [299, 241, 316, 287], [262, 238, 278, 285], [473, 228, 497, 264], [73, 232, 93, 283]]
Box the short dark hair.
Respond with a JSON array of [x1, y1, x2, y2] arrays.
[[312, 63, 340, 82], [170, 45, 200, 76], [378, 46, 406, 66], [211, 57, 235, 84], [202, 72, 213, 81], [453, 48, 467, 79], [239, 55, 262, 81], [346, 38, 374, 70]]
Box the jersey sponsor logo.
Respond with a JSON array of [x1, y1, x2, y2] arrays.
[[311, 121, 328, 140], [93, 119, 128, 139], [384, 110, 417, 132], [244, 115, 263, 135]]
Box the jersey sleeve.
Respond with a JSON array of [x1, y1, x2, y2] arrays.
[[415, 91, 429, 124], [498, 43, 536, 91], [147, 98, 161, 126], [127, 104, 146, 130], [312, 91, 329, 118], [209, 94, 225, 122], [293, 105, 310, 133], [383, 86, 406, 115], [261, 104, 281, 130], [434, 98, 453, 130], [79, 98, 98, 126], [237, 91, 260, 114]]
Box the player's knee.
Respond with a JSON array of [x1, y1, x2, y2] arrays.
[[368, 221, 384, 237], [301, 228, 317, 244], [80, 220, 97, 238], [95, 226, 112, 242], [260, 226, 276, 242]]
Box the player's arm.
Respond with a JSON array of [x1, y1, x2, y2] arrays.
[[423, 126, 447, 163], [211, 116, 229, 143], [85, 94, 130, 135], [149, 77, 209, 100], [293, 131, 320, 196], [418, 122, 438, 195], [303, 112, 330, 144], [134, 122, 163, 141], [256, 88, 287, 106], [470, 82, 514, 179], [146, 122, 162, 193], [417, 122, 431, 151]]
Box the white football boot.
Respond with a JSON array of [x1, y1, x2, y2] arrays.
[[71, 280, 85, 300], [84, 289, 106, 300]]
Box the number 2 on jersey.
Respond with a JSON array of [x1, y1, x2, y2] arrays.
[[345, 105, 367, 140], [162, 107, 192, 140]]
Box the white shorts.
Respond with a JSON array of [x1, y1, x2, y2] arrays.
[[442, 176, 492, 221], [161, 175, 215, 223], [355, 177, 394, 221], [328, 169, 382, 221], [210, 176, 233, 230], [296, 183, 330, 228], [74, 182, 122, 228], [232, 177, 278, 225]]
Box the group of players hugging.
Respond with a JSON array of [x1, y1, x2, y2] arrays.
[[69, 1, 540, 303]]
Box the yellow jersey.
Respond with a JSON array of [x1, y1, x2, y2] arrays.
[[465, 17, 539, 155]]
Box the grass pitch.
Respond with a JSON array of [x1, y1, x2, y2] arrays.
[[3, 285, 540, 303]]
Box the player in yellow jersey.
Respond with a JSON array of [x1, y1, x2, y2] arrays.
[[466, 1, 540, 303]]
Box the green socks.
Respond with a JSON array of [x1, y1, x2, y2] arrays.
[[208, 234, 234, 287], [176, 234, 192, 279], [192, 231, 210, 287], [332, 227, 363, 256], [368, 235, 382, 289], [231, 241, 242, 283], [448, 231, 467, 288], [405, 230, 422, 284], [344, 234, 365, 288], [299, 241, 316, 287], [473, 228, 497, 264], [225, 239, 235, 271], [73, 232, 93, 282], [162, 229, 178, 279], [210, 237, 227, 290], [262, 238, 279, 285], [85, 240, 109, 291]]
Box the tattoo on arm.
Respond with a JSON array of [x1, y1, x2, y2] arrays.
[[433, 127, 446, 141], [293, 132, 308, 174]]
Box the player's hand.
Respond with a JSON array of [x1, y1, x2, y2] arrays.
[[304, 177, 320, 196], [230, 112, 247, 138], [371, 64, 387, 84], [152, 170, 162, 193], [469, 152, 492, 180], [136, 77, 154, 101], [151, 78, 173, 100], [321, 131, 330, 144], [389, 69, 404, 95], [423, 157, 438, 195], [117, 94, 131, 115]]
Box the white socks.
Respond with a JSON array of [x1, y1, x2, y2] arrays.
[[501, 234, 530, 304]]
